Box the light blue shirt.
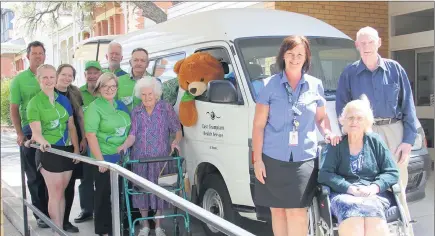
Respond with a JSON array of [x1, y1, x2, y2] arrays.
[[257, 72, 325, 162], [335, 56, 418, 145]]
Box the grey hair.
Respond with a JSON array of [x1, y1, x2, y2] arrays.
[[108, 41, 122, 52], [338, 94, 374, 135], [134, 76, 162, 100], [356, 26, 379, 41]]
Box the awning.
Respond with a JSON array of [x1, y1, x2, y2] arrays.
[[1, 42, 25, 55]]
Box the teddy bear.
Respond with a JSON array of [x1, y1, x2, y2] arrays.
[[173, 52, 225, 127]]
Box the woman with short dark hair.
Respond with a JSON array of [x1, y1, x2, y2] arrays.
[[252, 36, 340, 236]]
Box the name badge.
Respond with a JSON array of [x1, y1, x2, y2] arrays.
[[289, 131, 298, 146], [291, 105, 302, 116]]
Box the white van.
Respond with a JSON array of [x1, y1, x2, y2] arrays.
[[101, 8, 430, 235]]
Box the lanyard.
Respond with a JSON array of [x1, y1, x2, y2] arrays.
[[284, 83, 303, 131]]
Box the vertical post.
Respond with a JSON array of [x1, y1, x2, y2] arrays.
[[19, 147, 30, 236], [110, 170, 121, 236]]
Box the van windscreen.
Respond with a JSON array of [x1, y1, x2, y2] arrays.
[[235, 36, 359, 102]]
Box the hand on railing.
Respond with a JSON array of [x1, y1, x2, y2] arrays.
[[30, 139, 51, 152], [99, 166, 108, 173], [24, 139, 35, 148]]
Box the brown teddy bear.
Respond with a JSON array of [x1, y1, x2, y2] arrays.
[[174, 52, 224, 127]]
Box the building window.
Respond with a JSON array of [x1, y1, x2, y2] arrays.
[[420, 119, 434, 148], [392, 50, 416, 97], [416, 51, 434, 106], [392, 8, 434, 36]]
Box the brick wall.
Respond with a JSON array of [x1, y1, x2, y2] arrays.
[[275, 1, 389, 57], [1, 56, 15, 78]]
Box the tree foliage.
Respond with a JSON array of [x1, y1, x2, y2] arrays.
[[12, 1, 176, 36]]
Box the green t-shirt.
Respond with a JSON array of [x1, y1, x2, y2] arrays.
[[84, 97, 131, 163], [26, 91, 73, 145], [9, 68, 41, 135], [79, 84, 97, 112]]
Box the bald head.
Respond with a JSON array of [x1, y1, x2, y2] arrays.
[[106, 42, 123, 71]]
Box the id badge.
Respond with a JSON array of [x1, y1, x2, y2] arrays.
[[289, 131, 298, 146]]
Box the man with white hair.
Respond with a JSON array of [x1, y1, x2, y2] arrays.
[[103, 41, 129, 79], [335, 26, 417, 235]]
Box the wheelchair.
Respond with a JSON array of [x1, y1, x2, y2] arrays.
[[313, 183, 411, 236], [310, 146, 412, 236]]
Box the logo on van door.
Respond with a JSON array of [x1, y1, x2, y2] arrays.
[[206, 111, 220, 120]]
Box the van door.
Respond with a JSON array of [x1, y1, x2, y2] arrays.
[[181, 42, 252, 210]]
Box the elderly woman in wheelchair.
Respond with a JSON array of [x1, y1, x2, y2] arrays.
[[317, 95, 401, 236]]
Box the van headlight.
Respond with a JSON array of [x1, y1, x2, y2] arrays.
[[411, 127, 425, 151]]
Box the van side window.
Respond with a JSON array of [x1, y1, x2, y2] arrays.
[[154, 53, 186, 106], [146, 60, 156, 76], [194, 47, 242, 105]]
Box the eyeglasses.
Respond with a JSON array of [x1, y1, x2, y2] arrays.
[[101, 85, 118, 91], [346, 116, 364, 122]]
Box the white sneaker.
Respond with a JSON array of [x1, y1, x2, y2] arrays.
[[155, 227, 166, 236], [138, 227, 150, 236]]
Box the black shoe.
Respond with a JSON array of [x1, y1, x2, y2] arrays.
[[63, 222, 79, 233], [36, 219, 49, 228], [74, 211, 93, 223]]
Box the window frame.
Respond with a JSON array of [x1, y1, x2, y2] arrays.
[[193, 46, 244, 105]]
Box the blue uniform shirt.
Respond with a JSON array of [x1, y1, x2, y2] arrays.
[[335, 56, 418, 145], [257, 72, 325, 162]]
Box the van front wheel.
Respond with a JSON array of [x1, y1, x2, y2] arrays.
[[199, 174, 241, 235]]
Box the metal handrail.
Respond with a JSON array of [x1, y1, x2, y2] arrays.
[[24, 144, 255, 236]]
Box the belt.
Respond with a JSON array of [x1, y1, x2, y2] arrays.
[[374, 118, 400, 126]]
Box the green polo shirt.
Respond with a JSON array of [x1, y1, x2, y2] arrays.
[[102, 68, 129, 78], [79, 84, 97, 112], [27, 91, 73, 146], [9, 68, 41, 135], [116, 72, 151, 112], [84, 97, 131, 162]]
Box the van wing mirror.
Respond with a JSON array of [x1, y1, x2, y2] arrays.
[[206, 80, 237, 104]]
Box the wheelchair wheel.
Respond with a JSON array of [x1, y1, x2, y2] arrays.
[[308, 196, 321, 236]]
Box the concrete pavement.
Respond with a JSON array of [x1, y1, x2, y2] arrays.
[[2, 213, 22, 236]]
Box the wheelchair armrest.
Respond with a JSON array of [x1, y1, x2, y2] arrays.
[[391, 183, 401, 194], [320, 185, 331, 195]]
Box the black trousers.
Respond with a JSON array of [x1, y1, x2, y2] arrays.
[[78, 162, 95, 213], [20, 140, 49, 219], [94, 170, 112, 234]]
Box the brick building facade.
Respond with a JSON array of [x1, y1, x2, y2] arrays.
[[261, 1, 389, 57]]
